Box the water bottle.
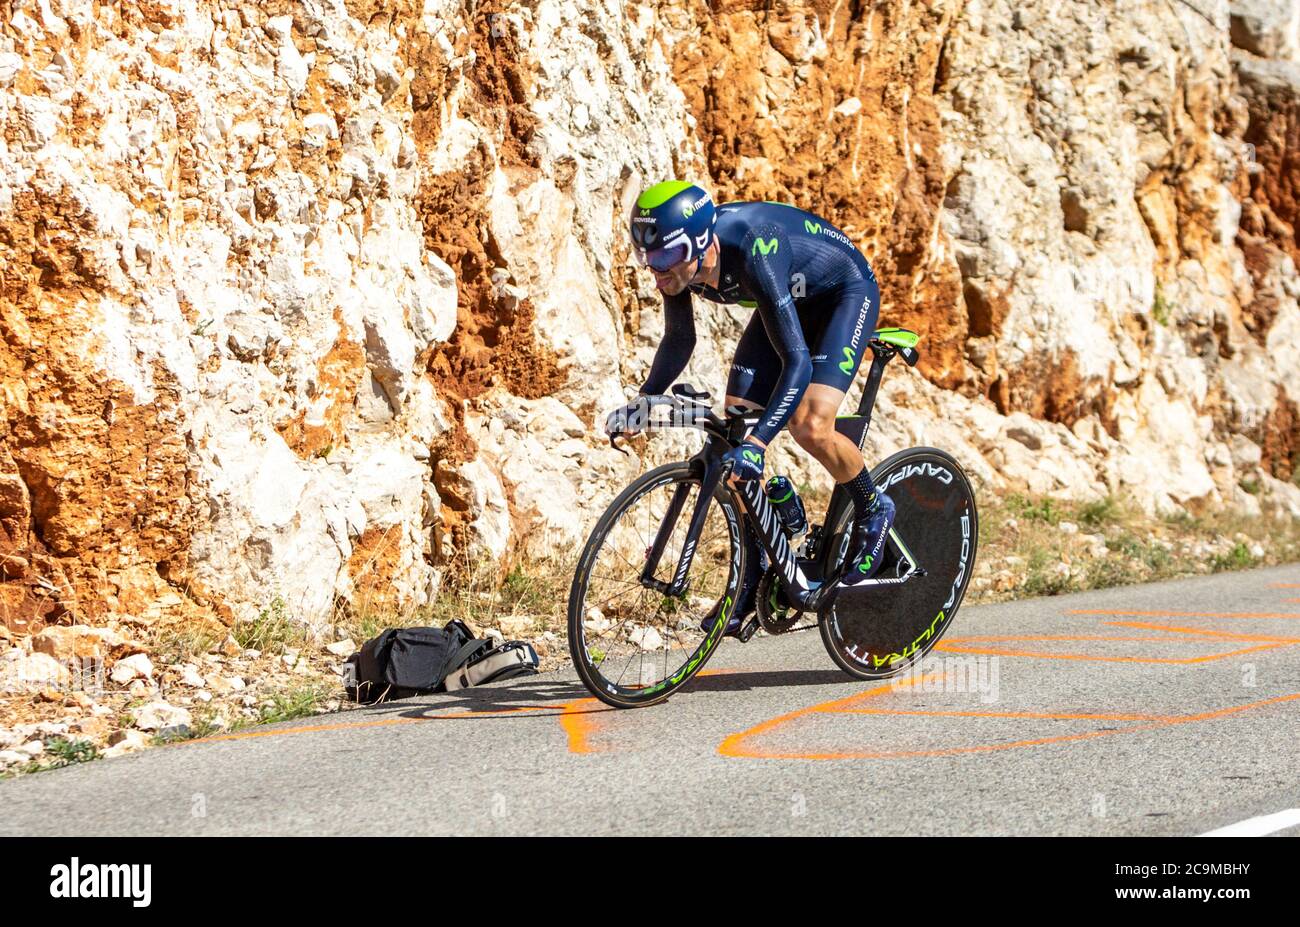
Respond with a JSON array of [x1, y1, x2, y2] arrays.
[[765, 475, 808, 541]]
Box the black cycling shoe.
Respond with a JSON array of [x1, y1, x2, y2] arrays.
[[842, 492, 896, 583], [700, 563, 762, 637], [701, 530, 764, 638]]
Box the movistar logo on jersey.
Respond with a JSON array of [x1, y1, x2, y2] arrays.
[[797, 216, 853, 246], [742, 448, 762, 464], [839, 346, 856, 374], [752, 237, 778, 256], [849, 294, 871, 352], [640, 208, 650, 217]]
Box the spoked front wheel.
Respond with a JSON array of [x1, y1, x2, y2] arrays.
[[567, 462, 745, 708], [818, 446, 979, 680]]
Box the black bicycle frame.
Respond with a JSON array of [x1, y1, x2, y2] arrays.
[[638, 340, 920, 607]]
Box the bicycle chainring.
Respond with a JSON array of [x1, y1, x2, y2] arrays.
[[756, 569, 805, 634]]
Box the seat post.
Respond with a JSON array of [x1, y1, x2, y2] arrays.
[[853, 342, 894, 422]]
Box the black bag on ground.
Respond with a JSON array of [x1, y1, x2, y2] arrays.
[[344, 619, 493, 704]]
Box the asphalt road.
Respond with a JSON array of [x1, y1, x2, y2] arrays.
[[2, 563, 1299, 836]]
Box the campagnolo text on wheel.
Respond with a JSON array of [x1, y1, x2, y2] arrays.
[[567, 182, 980, 709]]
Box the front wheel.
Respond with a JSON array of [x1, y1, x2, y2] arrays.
[[567, 462, 745, 708], [818, 447, 979, 680]]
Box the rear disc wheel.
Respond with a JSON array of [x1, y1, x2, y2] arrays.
[[818, 447, 979, 680]]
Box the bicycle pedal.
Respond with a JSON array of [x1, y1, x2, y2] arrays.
[[736, 616, 761, 643]]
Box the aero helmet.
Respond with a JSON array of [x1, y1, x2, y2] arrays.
[[629, 181, 717, 273]]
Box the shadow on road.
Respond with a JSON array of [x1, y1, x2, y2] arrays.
[[331, 668, 858, 724], [337, 679, 595, 721], [340, 670, 857, 728], [681, 669, 851, 693]]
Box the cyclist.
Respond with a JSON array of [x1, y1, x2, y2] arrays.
[[605, 180, 894, 636]]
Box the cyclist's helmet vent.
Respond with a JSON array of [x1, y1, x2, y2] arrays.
[[630, 181, 716, 272]]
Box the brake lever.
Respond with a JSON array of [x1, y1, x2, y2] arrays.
[[609, 433, 629, 455]]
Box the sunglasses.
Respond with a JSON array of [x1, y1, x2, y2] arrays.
[[637, 241, 691, 273]]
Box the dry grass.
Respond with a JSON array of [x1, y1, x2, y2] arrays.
[[969, 490, 1300, 602], [332, 548, 572, 647], [231, 596, 313, 654], [151, 620, 225, 666]]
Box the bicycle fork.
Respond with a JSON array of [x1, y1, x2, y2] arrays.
[[638, 453, 730, 598]]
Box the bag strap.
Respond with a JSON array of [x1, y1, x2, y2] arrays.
[[443, 637, 494, 676]]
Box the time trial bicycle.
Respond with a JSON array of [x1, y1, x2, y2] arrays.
[[567, 328, 979, 709]]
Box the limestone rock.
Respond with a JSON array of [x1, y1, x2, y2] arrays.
[[178, 664, 207, 688], [498, 616, 535, 638], [325, 639, 356, 657], [110, 654, 154, 685], [32, 626, 123, 664], [130, 701, 192, 733], [629, 627, 664, 651], [103, 730, 151, 758], [1230, 1, 1300, 60], [0, 650, 71, 694]]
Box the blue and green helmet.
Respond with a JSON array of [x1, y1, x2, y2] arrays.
[[629, 180, 717, 272]]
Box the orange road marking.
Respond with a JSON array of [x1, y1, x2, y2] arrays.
[[1009, 613, 1300, 661], [1105, 621, 1300, 643], [561, 669, 738, 752], [933, 617, 1300, 663], [720, 607, 1300, 761], [945, 634, 1189, 642], [718, 676, 916, 758], [558, 698, 606, 753], [721, 679, 1300, 761], [185, 715, 427, 745], [1269, 583, 1300, 588]]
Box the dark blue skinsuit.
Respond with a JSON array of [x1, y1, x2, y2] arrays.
[[639, 202, 881, 443]]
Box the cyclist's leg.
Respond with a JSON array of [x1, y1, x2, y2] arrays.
[[787, 285, 877, 481], [704, 312, 779, 633], [788, 384, 862, 483], [791, 282, 894, 578]]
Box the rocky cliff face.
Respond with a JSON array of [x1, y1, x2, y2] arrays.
[[2, 0, 1298, 633]]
